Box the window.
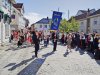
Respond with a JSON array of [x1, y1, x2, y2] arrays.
[[81, 29, 83, 32], [40, 25, 42, 28], [5, 0, 8, 8], [93, 29, 97, 33], [2, 0, 5, 6], [81, 22, 84, 27], [45, 25, 47, 28], [94, 21, 97, 25]]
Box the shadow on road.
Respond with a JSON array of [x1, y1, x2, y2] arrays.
[[7, 56, 35, 71], [96, 60, 100, 65], [5, 45, 34, 51], [63, 50, 69, 57], [42, 51, 55, 58], [86, 52, 94, 59], [17, 51, 54, 75], [4, 63, 16, 68], [76, 48, 85, 55], [17, 58, 45, 75]]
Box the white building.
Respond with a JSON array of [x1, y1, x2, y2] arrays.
[[0, 0, 15, 45], [32, 17, 51, 35], [11, 3, 25, 30], [74, 9, 100, 33]]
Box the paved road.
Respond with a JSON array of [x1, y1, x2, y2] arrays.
[[0, 44, 100, 75]]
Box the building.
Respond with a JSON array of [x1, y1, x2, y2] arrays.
[[11, 3, 26, 30], [32, 17, 51, 34], [73, 9, 100, 33], [0, 0, 16, 45]]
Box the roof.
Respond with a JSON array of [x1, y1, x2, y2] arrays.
[[75, 13, 87, 20], [90, 9, 100, 16], [13, 3, 23, 8], [80, 10, 87, 14], [70, 9, 100, 21], [35, 18, 51, 24]]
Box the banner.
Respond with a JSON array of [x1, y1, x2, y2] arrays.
[[51, 11, 62, 30]]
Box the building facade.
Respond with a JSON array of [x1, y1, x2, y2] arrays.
[[0, 0, 28, 45], [74, 9, 100, 33], [11, 3, 26, 30], [0, 0, 15, 45], [32, 17, 51, 34]]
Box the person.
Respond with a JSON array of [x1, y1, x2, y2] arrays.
[[94, 35, 100, 60], [67, 33, 72, 52], [53, 34, 57, 51], [47, 35, 50, 45], [76, 32, 80, 49], [80, 32, 86, 50], [89, 34, 94, 54], [10, 31, 14, 43], [17, 36, 22, 48], [65, 33, 68, 45], [44, 35, 47, 47], [52, 32, 55, 44], [71, 33, 76, 48], [27, 31, 32, 45], [61, 33, 65, 45], [32, 31, 39, 57]]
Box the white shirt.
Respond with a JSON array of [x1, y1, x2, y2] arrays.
[[90, 37, 93, 42], [98, 43, 100, 48]]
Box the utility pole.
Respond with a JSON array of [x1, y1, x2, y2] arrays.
[[58, 8, 59, 12], [68, 10, 69, 20]]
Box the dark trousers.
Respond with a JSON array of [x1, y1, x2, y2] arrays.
[[35, 44, 39, 57], [94, 50, 100, 60], [81, 40, 86, 49], [53, 42, 57, 51], [90, 42, 94, 54]]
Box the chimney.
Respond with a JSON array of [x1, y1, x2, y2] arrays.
[[87, 8, 90, 16], [47, 16, 49, 20]]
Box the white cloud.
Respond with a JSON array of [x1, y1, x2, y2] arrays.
[[24, 12, 45, 26]]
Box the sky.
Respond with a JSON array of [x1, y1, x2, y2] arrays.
[[16, 0, 100, 25]]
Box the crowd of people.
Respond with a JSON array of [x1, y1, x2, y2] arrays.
[[10, 29, 100, 60], [60, 32, 100, 60]]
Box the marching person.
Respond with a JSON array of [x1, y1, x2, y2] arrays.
[[44, 35, 48, 47], [80, 32, 86, 50], [89, 34, 94, 54], [67, 33, 72, 52], [61, 33, 65, 45], [53, 34, 58, 51], [94, 35, 100, 60], [32, 31, 40, 57]]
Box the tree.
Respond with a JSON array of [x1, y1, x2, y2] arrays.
[[69, 17, 79, 32], [59, 17, 79, 33], [59, 19, 68, 32]]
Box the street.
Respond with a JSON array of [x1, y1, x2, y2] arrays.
[[0, 43, 100, 75]]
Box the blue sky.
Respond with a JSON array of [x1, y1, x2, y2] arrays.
[[16, 0, 100, 25]]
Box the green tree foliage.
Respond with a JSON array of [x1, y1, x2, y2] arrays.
[[59, 17, 79, 32]]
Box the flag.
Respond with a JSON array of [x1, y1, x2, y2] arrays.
[[51, 11, 62, 30]]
